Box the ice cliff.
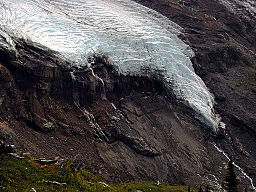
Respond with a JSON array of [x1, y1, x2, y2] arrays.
[[0, 0, 221, 131]]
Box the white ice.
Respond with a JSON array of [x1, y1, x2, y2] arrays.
[[0, 0, 221, 131]]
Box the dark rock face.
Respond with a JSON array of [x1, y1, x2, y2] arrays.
[[0, 0, 256, 191], [135, 0, 256, 189], [0, 141, 16, 154]]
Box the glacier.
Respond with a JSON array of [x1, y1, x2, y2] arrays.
[[0, 0, 221, 131]]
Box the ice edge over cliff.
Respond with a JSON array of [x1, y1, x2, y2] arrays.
[[0, 0, 222, 131]]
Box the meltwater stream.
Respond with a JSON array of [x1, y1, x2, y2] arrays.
[[0, 0, 221, 130], [213, 144, 256, 191]]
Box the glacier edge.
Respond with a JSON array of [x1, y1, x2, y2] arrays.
[[0, 0, 222, 131]]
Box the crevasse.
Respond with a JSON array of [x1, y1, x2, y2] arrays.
[[0, 0, 221, 131]]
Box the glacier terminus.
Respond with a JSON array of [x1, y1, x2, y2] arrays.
[[0, 0, 223, 131]]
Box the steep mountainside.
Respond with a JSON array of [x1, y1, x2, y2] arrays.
[[0, 0, 256, 191], [135, 0, 256, 190]]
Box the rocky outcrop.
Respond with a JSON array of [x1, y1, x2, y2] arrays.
[[0, 141, 16, 154]]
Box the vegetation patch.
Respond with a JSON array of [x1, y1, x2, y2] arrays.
[[0, 154, 196, 192]]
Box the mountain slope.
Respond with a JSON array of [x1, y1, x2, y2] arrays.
[[0, 0, 256, 191]]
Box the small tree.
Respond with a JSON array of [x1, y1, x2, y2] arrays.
[[205, 185, 210, 192], [198, 186, 204, 192], [225, 160, 238, 192]]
